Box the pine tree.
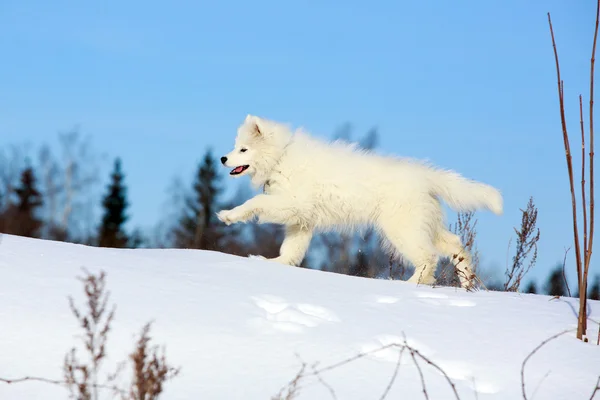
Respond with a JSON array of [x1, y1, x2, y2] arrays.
[[174, 149, 224, 250], [524, 281, 538, 294], [3, 166, 44, 237], [544, 265, 567, 297], [98, 158, 129, 248]]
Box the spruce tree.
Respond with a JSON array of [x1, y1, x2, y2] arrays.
[[5, 166, 43, 237], [544, 265, 567, 297], [98, 158, 129, 248], [524, 281, 537, 294], [174, 149, 224, 250]]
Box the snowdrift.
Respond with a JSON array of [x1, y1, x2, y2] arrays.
[[0, 234, 598, 399]]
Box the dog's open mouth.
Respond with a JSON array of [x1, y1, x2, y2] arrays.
[[230, 165, 250, 175]]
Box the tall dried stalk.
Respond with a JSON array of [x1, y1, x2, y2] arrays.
[[128, 322, 180, 400], [547, 1, 599, 341], [504, 197, 540, 292], [64, 269, 115, 400], [586, 0, 599, 341]]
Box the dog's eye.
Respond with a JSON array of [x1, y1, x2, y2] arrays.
[[240, 148, 247, 153]]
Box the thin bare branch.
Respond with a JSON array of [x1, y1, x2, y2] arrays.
[[274, 338, 461, 400], [562, 247, 572, 297], [590, 376, 600, 400], [0, 376, 64, 386], [309, 363, 337, 400], [582, 0, 600, 341], [521, 329, 573, 399], [587, 0, 599, 274], [271, 363, 306, 400], [0, 376, 127, 396], [378, 347, 404, 400], [548, 12, 583, 295], [582, 95, 589, 271], [408, 349, 429, 400]]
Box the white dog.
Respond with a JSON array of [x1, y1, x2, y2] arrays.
[[217, 115, 502, 289]]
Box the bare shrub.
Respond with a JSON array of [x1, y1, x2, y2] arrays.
[[64, 269, 116, 400], [127, 323, 180, 400], [272, 335, 461, 400], [0, 269, 179, 399], [504, 197, 541, 292]]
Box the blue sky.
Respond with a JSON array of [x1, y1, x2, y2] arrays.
[[1, 0, 597, 286]]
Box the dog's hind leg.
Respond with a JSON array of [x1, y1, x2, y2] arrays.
[[434, 229, 475, 290], [269, 225, 313, 266], [377, 204, 440, 285], [402, 245, 439, 285]]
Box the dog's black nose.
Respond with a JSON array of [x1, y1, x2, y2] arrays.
[[220, 156, 227, 165]]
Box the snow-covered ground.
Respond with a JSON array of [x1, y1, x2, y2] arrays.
[[0, 234, 598, 399]]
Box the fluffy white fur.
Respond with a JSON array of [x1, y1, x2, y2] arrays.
[[218, 115, 503, 289]]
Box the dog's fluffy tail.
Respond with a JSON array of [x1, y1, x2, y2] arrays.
[[428, 169, 503, 215]]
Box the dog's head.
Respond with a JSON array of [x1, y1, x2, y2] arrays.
[[221, 115, 292, 181]]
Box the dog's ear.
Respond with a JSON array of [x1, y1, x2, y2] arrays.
[[246, 115, 264, 139]]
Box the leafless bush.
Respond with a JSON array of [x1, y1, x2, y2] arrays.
[[64, 269, 116, 400], [504, 197, 540, 292], [272, 335, 461, 400], [548, 1, 599, 341], [0, 269, 179, 399], [127, 322, 180, 400]]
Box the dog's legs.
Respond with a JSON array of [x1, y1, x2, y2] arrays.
[[435, 229, 475, 290], [379, 231, 439, 285], [268, 225, 313, 266], [217, 194, 304, 226], [403, 247, 439, 285], [377, 205, 440, 286]]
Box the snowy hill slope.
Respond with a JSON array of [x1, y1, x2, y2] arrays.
[[0, 234, 598, 399]]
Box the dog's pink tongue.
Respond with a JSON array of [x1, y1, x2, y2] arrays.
[[233, 166, 244, 174]]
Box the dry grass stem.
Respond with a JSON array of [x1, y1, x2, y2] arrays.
[[504, 197, 540, 292]]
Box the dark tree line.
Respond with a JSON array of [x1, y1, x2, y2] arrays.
[[523, 265, 600, 300]]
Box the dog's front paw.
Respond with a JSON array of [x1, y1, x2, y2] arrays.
[[217, 208, 249, 225], [217, 209, 235, 225]]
